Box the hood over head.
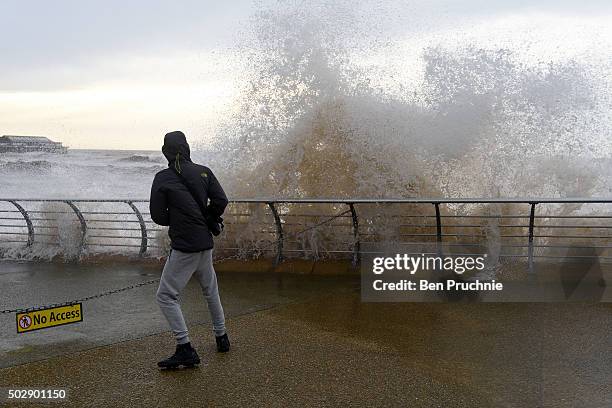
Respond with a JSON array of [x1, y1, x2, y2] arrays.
[[162, 131, 191, 165]]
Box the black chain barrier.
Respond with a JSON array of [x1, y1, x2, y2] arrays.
[[0, 209, 351, 315]]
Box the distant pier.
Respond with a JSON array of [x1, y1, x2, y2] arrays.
[[0, 135, 68, 153]]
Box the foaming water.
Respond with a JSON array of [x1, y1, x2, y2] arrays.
[[206, 1, 612, 201], [0, 150, 165, 199]]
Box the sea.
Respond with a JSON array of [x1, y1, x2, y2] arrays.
[[0, 149, 171, 199]]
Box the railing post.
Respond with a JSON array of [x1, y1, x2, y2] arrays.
[[126, 201, 148, 256], [267, 202, 283, 266], [434, 202, 442, 255], [64, 200, 87, 256], [8, 200, 34, 247], [527, 203, 537, 274], [348, 203, 360, 268]]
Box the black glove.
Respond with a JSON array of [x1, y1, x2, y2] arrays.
[[205, 213, 224, 236]]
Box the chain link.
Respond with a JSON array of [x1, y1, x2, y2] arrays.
[[1, 278, 161, 314], [0, 209, 351, 315]]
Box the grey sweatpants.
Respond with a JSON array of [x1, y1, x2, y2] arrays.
[[156, 248, 226, 345]]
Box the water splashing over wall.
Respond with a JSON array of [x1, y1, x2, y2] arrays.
[[207, 1, 611, 202]]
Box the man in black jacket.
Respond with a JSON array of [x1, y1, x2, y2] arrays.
[[150, 130, 230, 368]]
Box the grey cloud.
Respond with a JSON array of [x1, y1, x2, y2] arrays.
[[1, 0, 611, 91], [0, 0, 254, 90]]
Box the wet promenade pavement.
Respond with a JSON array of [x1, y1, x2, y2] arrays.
[[1, 261, 611, 407]]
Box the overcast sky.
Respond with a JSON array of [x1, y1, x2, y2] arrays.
[[1, 0, 611, 149]]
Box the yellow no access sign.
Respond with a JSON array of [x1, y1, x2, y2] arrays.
[[16, 304, 83, 333]]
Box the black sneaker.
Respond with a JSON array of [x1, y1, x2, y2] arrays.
[[158, 342, 201, 368], [216, 333, 230, 353]]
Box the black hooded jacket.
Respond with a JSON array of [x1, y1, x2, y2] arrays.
[[150, 131, 228, 252]]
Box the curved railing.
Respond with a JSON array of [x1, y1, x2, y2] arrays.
[[1, 198, 611, 270]]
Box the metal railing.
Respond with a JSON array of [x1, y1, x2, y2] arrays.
[[1, 198, 611, 271]]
